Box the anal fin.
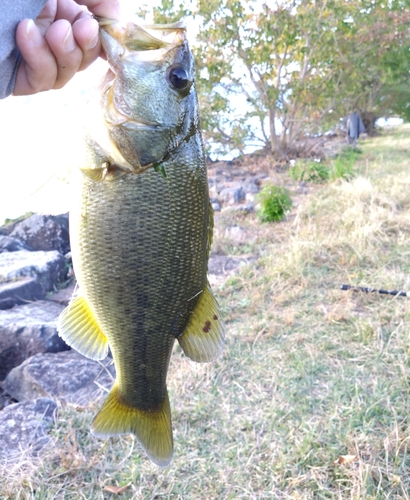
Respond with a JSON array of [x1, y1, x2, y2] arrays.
[[91, 384, 173, 467], [178, 284, 225, 363], [57, 295, 108, 360]]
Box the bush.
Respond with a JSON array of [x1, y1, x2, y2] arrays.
[[256, 185, 292, 223], [289, 160, 329, 183], [328, 146, 360, 181]]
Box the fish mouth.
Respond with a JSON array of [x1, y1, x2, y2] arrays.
[[97, 17, 186, 56]]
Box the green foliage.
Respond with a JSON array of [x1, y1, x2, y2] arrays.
[[141, 0, 410, 158], [329, 147, 361, 181], [289, 160, 329, 183], [256, 185, 292, 223]]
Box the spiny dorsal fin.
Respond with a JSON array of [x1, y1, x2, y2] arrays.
[[178, 285, 225, 363], [57, 295, 108, 360]]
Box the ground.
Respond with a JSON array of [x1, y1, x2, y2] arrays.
[[1, 125, 410, 499]]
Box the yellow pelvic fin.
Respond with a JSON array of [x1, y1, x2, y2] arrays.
[[178, 284, 225, 363], [91, 384, 173, 467], [57, 295, 108, 360]]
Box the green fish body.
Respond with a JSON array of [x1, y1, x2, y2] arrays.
[[58, 20, 224, 467]]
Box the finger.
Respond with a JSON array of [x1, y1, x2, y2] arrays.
[[75, 0, 120, 19], [72, 17, 101, 71], [14, 19, 58, 95], [45, 19, 83, 89]]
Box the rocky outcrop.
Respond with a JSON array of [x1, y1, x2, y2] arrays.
[[0, 277, 44, 310], [9, 214, 70, 255], [0, 398, 57, 460], [0, 301, 69, 380], [4, 351, 115, 406], [0, 235, 31, 252], [0, 250, 66, 295]]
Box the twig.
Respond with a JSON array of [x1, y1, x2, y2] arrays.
[[340, 284, 410, 297]]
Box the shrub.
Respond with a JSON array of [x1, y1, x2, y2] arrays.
[[289, 160, 329, 183], [256, 185, 292, 223]]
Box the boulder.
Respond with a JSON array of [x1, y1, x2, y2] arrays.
[[9, 214, 70, 254], [0, 277, 44, 310], [0, 398, 57, 460], [0, 235, 31, 252], [0, 300, 68, 380], [243, 180, 260, 194], [218, 185, 246, 205], [4, 350, 115, 406], [0, 250, 66, 294]]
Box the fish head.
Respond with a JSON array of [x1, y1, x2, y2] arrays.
[[98, 20, 199, 172]]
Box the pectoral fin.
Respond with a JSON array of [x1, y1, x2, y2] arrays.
[[91, 384, 173, 467], [178, 285, 225, 363], [57, 295, 108, 360]]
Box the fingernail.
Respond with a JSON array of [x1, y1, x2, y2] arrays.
[[25, 19, 43, 47], [63, 26, 76, 51], [86, 22, 99, 50]]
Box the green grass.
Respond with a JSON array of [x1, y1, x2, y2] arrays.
[[1, 125, 410, 499]]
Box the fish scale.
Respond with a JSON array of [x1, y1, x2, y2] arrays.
[[58, 20, 224, 467]]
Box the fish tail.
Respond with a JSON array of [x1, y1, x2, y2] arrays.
[[91, 383, 173, 467]]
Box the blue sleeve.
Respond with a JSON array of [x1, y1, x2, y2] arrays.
[[0, 0, 49, 98]]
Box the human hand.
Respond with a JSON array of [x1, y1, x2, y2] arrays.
[[13, 0, 120, 95]]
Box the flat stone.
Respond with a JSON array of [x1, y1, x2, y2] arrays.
[[0, 398, 57, 461], [10, 214, 70, 254], [0, 300, 69, 380], [0, 277, 44, 310], [4, 350, 115, 406], [0, 250, 66, 294]]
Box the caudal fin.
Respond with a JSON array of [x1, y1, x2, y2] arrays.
[[91, 384, 173, 467]]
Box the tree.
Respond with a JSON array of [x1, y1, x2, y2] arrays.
[[142, 0, 410, 158]]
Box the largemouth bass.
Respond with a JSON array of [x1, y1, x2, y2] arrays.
[[57, 19, 224, 467]]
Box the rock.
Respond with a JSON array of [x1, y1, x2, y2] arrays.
[[0, 235, 31, 252], [208, 254, 256, 276], [47, 282, 75, 306], [0, 385, 17, 411], [219, 185, 246, 205], [9, 214, 70, 254], [0, 250, 66, 294], [0, 398, 56, 460], [0, 216, 32, 237], [211, 199, 222, 212], [222, 203, 254, 213], [4, 351, 115, 406], [0, 300, 68, 380], [243, 180, 260, 194], [0, 277, 44, 310]]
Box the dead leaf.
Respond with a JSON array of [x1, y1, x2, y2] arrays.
[[333, 454, 358, 465], [103, 484, 131, 494]]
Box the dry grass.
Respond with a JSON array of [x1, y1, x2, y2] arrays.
[[1, 125, 410, 499]]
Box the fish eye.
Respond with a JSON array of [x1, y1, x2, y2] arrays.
[[167, 65, 190, 91]]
